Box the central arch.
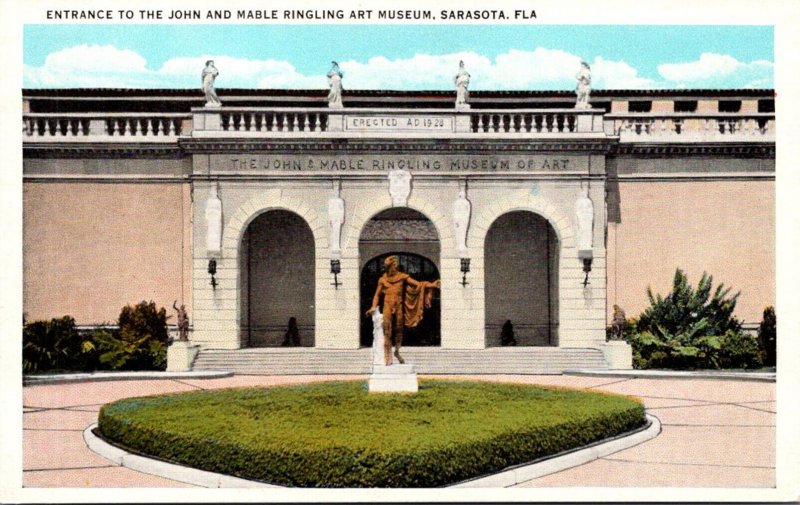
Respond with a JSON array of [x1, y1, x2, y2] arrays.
[[358, 208, 441, 347]]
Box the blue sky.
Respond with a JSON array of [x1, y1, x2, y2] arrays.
[[23, 25, 774, 90]]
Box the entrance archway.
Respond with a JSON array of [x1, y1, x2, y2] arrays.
[[358, 208, 441, 347], [484, 211, 559, 346], [240, 210, 315, 347]]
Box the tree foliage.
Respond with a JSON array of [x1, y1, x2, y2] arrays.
[[630, 269, 762, 370], [758, 306, 776, 368]]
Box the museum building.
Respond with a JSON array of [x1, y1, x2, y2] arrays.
[[22, 86, 775, 373]]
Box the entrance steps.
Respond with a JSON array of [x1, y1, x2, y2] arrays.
[[191, 347, 608, 375]]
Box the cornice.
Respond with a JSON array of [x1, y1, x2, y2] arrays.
[[610, 142, 775, 157], [23, 143, 186, 159], [177, 137, 616, 154]]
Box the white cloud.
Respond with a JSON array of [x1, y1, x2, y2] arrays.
[[591, 57, 655, 89], [23, 44, 773, 91], [657, 53, 773, 88]]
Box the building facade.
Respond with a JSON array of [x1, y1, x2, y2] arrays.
[[22, 88, 775, 371]]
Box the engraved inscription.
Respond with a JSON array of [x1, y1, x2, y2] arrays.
[[345, 115, 453, 131]]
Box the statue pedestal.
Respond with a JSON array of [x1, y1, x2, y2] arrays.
[[601, 341, 633, 370], [166, 341, 200, 372], [368, 364, 419, 393]]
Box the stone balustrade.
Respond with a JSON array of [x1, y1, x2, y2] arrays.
[[22, 109, 776, 143], [605, 113, 775, 142], [23, 113, 189, 142], [190, 107, 607, 138]]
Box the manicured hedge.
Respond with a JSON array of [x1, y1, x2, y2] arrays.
[[98, 380, 645, 487]]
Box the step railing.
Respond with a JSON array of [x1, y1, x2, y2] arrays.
[[605, 112, 775, 142], [23, 113, 190, 142]]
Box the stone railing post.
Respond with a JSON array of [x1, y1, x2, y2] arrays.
[[327, 112, 344, 132]]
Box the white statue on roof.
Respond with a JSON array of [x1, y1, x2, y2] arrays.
[[327, 61, 343, 109], [202, 60, 221, 107], [454, 60, 471, 110], [575, 61, 592, 109]]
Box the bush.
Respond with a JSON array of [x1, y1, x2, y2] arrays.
[[758, 306, 776, 367], [23, 301, 169, 374], [98, 380, 646, 487], [96, 301, 169, 370], [630, 269, 761, 370], [22, 316, 96, 373]]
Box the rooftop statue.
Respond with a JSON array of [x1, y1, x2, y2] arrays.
[[327, 61, 344, 108], [575, 61, 592, 109], [454, 60, 471, 110], [366, 256, 440, 365], [202, 60, 221, 107]]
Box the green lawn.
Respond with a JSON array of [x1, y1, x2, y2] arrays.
[[98, 379, 645, 487]]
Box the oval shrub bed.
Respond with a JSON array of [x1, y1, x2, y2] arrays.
[[98, 380, 645, 487]]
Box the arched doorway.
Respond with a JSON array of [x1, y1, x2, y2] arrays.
[[484, 211, 559, 346], [358, 208, 441, 347], [240, 210, 315, 347]]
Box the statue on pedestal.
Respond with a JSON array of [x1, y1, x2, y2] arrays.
[[202, 60, 221, 107], [452, 185, 472, 257], [366, 256, 440, 365], [575, 61, 592, 109], [172, 301, 189, 341], [454, 60, 471, 110], [328, 180, 345, 258], [327, 61, 343, 109], [611, 305, 627, 341], [388, 169, 411, 206]]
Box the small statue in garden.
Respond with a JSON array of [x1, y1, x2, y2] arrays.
[[611, 304, 627, 340], [172, 300, 189, 341], [501, 320, 517, 346], [282, 317, 301, 346]]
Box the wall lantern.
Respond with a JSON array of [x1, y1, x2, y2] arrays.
[[579, 251, 592, 287], [460, 258, 471, 287], [330, 259, 342, 289], [208, 259, 218, 290]]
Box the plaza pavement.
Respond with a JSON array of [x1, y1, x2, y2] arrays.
[[22, 374, 775, 488]]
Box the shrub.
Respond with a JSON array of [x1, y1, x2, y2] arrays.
[[630, 269, 761, 370], [98, 380, 646, 487], [758, 306, 776, 367], [22, 316, 96, 373], [96, 301, 168, 370]]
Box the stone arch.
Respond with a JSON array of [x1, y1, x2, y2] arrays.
[[468, 192, 575, 253], [222, 190, 326, 256], [341, 198, 452, 258]]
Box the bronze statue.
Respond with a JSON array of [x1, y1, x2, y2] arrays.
[[172, 300, 189, 341], [366, 256, 440, 365], [611, 304, 627, 340]]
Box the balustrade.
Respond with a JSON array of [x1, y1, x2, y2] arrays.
[[23, 114, 187, 140], [607, 113, 774, 141], [220, 110, 328, 133]]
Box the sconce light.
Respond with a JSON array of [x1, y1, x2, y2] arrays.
[[208, 259, 218, 290], [581, 257, 592, 287], [330, 259, 342, 289], [460, 258, 471, 287]]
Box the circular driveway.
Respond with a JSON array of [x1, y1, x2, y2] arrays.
[[22, 374, 775, 488]]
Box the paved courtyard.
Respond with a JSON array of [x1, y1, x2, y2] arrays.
[[22, 374, 775, 488]]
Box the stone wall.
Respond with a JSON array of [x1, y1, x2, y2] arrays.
[[23, 181, 191, 323], [607, 179, 775, 325]]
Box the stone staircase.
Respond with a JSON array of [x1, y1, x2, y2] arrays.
[[191, 347, 609, 375]]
